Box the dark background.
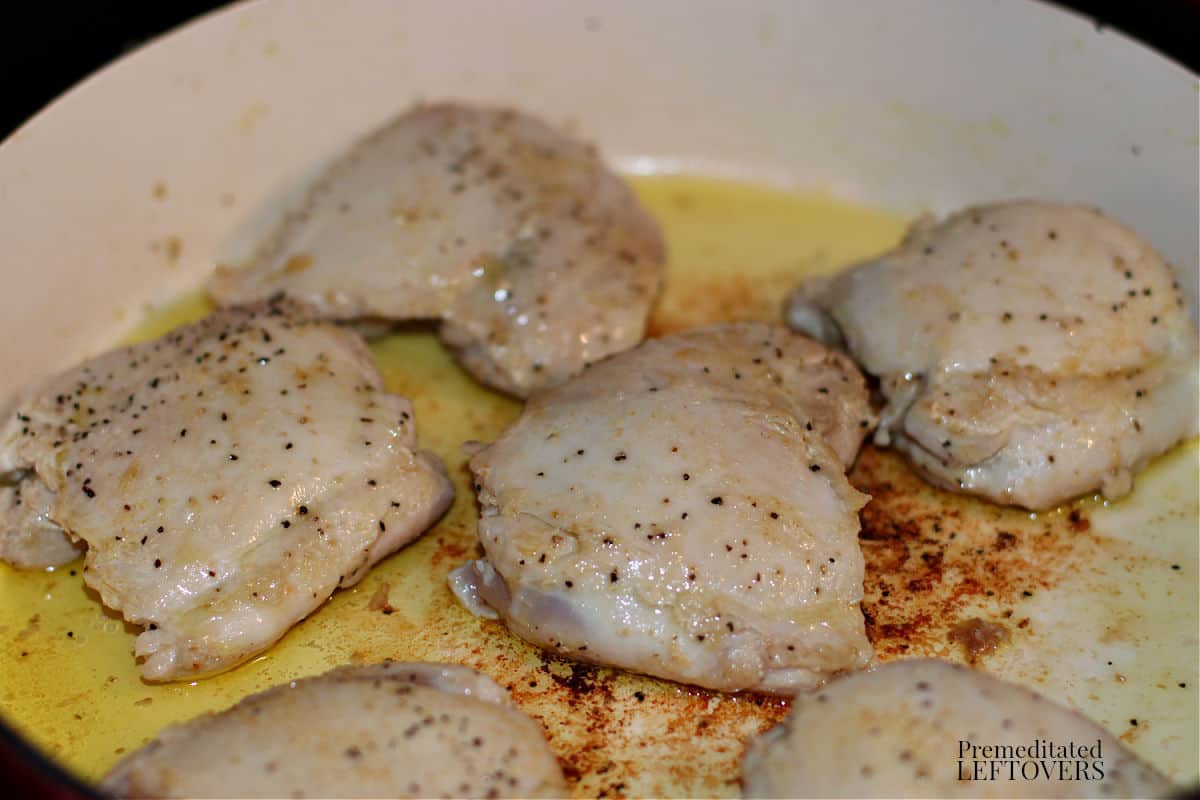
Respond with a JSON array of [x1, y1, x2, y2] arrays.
[[0, 0, 1196, 139]]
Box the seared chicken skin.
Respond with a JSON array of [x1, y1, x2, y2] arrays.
[[789, 202, 1198, 509], [741, 659, 1174, 798], [0, 299, 452, 680], [211, 102, 665, 397], [451, 323, 876, 693], [103, 662, 566, 799]]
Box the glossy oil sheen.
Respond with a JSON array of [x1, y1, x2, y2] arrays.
[[0, 175, 1195, 796]]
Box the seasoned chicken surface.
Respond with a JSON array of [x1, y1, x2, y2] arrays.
[[451, 323, 877, 693], [789, 201, 1199, 509], [103, 662, 566, 799], [210, 102, 665, 397], [741, 659, 1174, 798], [0, 299, 452, 680]]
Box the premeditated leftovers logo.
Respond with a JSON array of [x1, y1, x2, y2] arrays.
[[958, 739, 1106, 781]]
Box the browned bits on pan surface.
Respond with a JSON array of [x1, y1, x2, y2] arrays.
[[646, 271, 799, 338], [948, 617, 1011, 664], [851, 445, 1095, 661], [502, 654, 789, 797]]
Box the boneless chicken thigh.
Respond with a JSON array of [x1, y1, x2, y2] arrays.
[[103, 662, 566, 799], [0, 298, 452, 680], [741, 659, 1173, 798], [451, 323, 877, 693], [789, 201, 1198, 509], [211, 102, 665, 397]]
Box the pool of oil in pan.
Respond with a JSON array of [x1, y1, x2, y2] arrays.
[[0, 175, 1195, 797]]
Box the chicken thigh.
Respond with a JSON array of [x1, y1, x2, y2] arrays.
[[451, 323, 877, 693], [210, 102, 665, 397], [103, 662, 566, 799], [789, 201, 1198, 509], [741, 658, 1173, 798], [0, 298, 453, 680]]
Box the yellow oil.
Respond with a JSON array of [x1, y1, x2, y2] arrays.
[[0, 175, 1193, 793], [634, 177, 905, 334]]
